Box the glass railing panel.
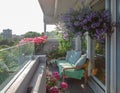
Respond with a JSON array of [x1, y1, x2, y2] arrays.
[[0, 42, 34, 91]]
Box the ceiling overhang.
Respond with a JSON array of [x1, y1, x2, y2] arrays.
[[38, 0, 98, 24]]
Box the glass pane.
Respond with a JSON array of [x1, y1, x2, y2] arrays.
[[92, 40, 105, 85], [0, 42, 34, 91]]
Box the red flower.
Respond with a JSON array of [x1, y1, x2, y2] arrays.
[[52, 72, 60, 80], [61, 82, 68, 90], [50, 87, 59, 93], [19, 36, 48, 45]]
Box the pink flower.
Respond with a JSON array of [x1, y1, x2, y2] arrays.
[[61, 82, 68, 90], [50, 87, 59, 93], [46, 85, 51, 90], [19, 36, 48, 45], [50, 77, 56, 83], [52, 72, 60, 80]]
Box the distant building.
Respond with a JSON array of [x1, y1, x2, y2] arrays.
[[3, 29, 12, 39], [12, 34, 22, 40]]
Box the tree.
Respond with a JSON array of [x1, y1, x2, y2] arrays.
[[0, 34, 2, 40], [0, 39, 15, 46], [23, 31, 41, 38]]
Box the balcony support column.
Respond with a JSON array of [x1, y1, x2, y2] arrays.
[[75, 35, 81, 51], [86, 32, 95, 76], [44, 23, 46, 35]]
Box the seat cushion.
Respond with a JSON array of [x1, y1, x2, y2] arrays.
[[56, 59, 68, 66], [75, 54, 87, 66], [65, 50, 72, 61], [68, 51, 81, 65], [58, 62, 74, 77], [58, 62, 84, 79], [64, 69, 84, 79]]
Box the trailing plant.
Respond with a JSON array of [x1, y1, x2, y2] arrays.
[[60, 7, 114, 42]]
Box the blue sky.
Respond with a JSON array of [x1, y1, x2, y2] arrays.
[[0, 0, 56, 35]]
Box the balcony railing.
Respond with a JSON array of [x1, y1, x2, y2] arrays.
[[0, 42, 34, 91]]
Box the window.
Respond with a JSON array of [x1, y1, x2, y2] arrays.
[[92, 40, 105, 85]]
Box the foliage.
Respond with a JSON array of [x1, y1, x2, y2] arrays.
[[0, 47, 19, 85], [46, 72, 68, 93], [58, 39, 72, 55], [47, 45, 60, 60], [0, 39, 16, 47], [46, 30, 60, 39], [0, 49, 19, 71], [0, 45, 9, 49], [47, 38, 72, 60], [95, 42, 105, 55], [56, 22, 74, 40], [60, 8, 113, 42], [23, 31, 41, 38], [81, 36, 87, 53], [0, 34, 2, 40], [0, 41, 36, 85]]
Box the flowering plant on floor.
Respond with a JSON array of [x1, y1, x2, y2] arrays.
[[46, 71, 68, 93]]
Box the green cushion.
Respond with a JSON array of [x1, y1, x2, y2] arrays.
[[65, 50, 72, 61], [75, 54, 87, 66], [56, 50, 85, 80], [64, 69, 84, 79], [58, 62, 84, 79], [68, 51, 81, 64], [58, 62, 74, 77], [56, 60, 68, 66], [59, 67, 84, 79]]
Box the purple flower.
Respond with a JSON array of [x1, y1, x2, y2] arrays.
[[99, 18, 103, 22], [79, 22, 84, 26], [77, 32, 82, 36], [83, 26, 89, 30], [96, 29, 104, 35], [103, 25, 108, 32], [91, 24, 96, 29], [74, 21, 80, 26], [86, 15, 92, 22], [96, 29, 101, 35], [69, 27, 74, 32], [95, 22, 100, 27], [83, 19, 87, 24], [62, 31, 69, 40]]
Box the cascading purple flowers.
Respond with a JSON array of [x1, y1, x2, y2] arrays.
[[83, 10, 112, 42], [60, 8, 113, 42], [60, 8, 88, 36]]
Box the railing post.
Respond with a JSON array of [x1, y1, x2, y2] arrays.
[[75, 35, 81, 51], [86, 32, 95, 76]]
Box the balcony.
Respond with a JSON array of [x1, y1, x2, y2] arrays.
[[0, 42, 46, 93], [0, 38, 95, 93]]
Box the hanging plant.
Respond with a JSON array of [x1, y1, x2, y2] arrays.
[[59, 8, 90, 36], [81, 10, 113, 42], [60, 8, 114, 42]]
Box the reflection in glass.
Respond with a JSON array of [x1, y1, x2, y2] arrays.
[[0, 42, 34, 91], [92, 41, 105, 85]]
